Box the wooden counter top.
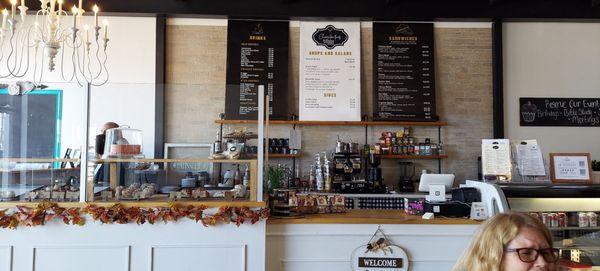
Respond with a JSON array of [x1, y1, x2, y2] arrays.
[[267, 210, 481, 225], [0, 200, 266, 209]]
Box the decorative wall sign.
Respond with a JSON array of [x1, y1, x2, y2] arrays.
[[373, 23, 437, 121], [520, 97, 600, 126], [351, 226, 409, 271], [299, 21, 361, 121], [311, 25, 349, 49], [549, 153, 592, 183], [225, 20, 289, 120]]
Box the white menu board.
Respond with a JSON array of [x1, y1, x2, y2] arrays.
[[299, 21, 361, 121]]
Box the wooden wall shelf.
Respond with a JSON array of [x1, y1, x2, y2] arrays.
[[248, 153, 301, 159], [215, 119, 447, 127], [380, 155, 448, 159]]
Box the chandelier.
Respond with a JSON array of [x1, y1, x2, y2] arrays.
[[0, 0, 109, 87]]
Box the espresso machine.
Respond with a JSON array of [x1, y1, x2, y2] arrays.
[[398, 162, 416, 192], [332, 140, 364, 193]]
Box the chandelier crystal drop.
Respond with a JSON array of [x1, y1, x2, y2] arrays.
[[0, 0, 110, 86]]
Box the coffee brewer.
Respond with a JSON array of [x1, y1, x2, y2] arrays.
[[398, 162, 416, 192]]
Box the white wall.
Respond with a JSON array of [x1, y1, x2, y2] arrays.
[[88, 16, 157, 158], [1, 15, 157, 158], [504, 22, 600, 159]]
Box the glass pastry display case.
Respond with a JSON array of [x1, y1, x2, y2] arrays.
[[499, 183, 600, 270], [87, 158, 258, 203], [102, 127, 144, 158], [0, 158, 82, 202]]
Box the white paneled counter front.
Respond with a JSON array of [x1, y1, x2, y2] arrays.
[[1, 217, 265, 271], [266, 210, 480, 271]]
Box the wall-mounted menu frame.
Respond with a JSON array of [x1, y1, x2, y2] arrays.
[[372, 23, 437, 121], [549, 153, 592, 183], [225, 20, 289, 120], [299, 21, 362, 121]]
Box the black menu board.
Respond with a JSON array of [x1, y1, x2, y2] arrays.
[[372, 23, 437, 121], [520, 97, 600, 126], [225, 20, 289, 120]]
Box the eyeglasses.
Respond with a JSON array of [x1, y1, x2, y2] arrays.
[[504, 248, 560, 263]]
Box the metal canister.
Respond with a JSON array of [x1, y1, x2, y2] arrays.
[[578, 212, 589, 227], [541, 213, 549, 226], [568, 212, 579, 226], [549, 213, 558, 227], [589, 212, 598, 227], [558, 213, 567, 227]]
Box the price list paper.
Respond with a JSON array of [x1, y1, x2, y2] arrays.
[[372, 23, 437, 121], [515, 140, 546, 177], [481, 139, 512, 180], [225, 20, 289, 120], [299, 21, 361, 121]]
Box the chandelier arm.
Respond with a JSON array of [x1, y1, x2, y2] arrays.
[[73, 44, 84, 87], [10, 29, 29, 78], [75, 40, 87, 80], [92, 49, 109, 86], [60, 40, 75, 82], [86, 50, 93, 83], [32, 45, 40, 86], [5, 32, 19, 77], [92, 42, 103, 80], [35, 47, 46, 86], [0, 37, 5, 67], [81, 43, 92, 83]]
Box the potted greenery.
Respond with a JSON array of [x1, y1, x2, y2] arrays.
[[265, 165, 284, 194], [593, 160, 600, 184]]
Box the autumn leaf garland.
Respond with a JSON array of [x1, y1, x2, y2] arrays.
[[0, 202, 269, 229]]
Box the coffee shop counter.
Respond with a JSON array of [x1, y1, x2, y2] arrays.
[[0, 200, 268, 271], [266, 210, 481, 271]]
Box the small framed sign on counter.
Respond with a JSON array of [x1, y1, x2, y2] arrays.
[[549, 153, 592, 183]]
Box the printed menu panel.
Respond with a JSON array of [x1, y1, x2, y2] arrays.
[[225, 20, 289, 120], [373, 23, 437, 121], [299, 21, 361, 121]]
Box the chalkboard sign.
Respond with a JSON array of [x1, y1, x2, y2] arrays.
[[372, 23, 437, 121], [0, 89, 62, 158], [520, 97, 600, 126], [225, 20, 289, 120]]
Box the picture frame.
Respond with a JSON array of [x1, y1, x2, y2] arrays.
[[549, 153, 592, 183]]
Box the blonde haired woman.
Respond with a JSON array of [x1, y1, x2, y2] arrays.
[[453, 212, 559, 271]]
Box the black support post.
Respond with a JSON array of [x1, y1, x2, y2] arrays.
[[154, 15, 166, 158], [492, 19, 504, 139]]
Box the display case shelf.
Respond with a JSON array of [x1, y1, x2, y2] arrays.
[[215, 119, 447, 127], [248, 153, 301, 159], [549, 226, 600, 231], [380, 154, 448, 159]]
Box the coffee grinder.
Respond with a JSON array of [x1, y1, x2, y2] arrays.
[[367, 152, 385, 193], [398, 161, 416, 192]]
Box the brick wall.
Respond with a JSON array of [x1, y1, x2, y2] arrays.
[[165, 23, 492, 186]]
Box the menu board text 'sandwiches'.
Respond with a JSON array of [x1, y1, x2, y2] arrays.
[[373, 23, 437, 121], [225, 20, 289, 120]]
